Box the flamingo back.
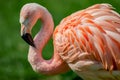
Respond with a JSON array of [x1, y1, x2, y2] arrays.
[[53, 4, 120, 80]]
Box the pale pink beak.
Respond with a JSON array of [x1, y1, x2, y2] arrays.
[[20, 22, 35, 47]]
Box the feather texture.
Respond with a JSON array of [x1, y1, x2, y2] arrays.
[[54, 4, 120, 80]]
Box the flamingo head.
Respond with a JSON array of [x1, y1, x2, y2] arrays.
[[19, 3, 41, 47]]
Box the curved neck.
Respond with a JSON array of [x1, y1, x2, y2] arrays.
[[28, 5, 69, 75], [34, 8, 54, 52]]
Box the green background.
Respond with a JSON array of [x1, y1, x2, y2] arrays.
[[0, 0, 120, 80]]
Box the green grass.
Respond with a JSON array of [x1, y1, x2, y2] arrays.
[[0, 0, 120, 80]]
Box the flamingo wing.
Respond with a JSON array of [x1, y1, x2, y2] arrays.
[[54, 4, 120, 80]]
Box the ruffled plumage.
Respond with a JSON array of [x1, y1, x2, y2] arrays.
[[54, 3, 120, 80]]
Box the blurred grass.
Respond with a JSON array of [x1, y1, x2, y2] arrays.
[[0, 0, 120, 80]]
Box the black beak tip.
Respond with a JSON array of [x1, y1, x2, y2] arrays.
[[21, 33, 36, 48]]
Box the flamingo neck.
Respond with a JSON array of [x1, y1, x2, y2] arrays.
[[28, 6, 69, 75]]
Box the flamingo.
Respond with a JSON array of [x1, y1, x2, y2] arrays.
[[20, 3, 120, 80]]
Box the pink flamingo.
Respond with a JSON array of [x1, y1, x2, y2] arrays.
[[20, 3, 120, 80]]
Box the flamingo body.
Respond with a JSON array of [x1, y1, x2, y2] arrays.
[[54, 4, 120, 80], [20, 3, 120, 80]]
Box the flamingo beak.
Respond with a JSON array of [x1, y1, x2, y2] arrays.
[[21, 25, 35, 47], [21, 33, 35, 47]]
